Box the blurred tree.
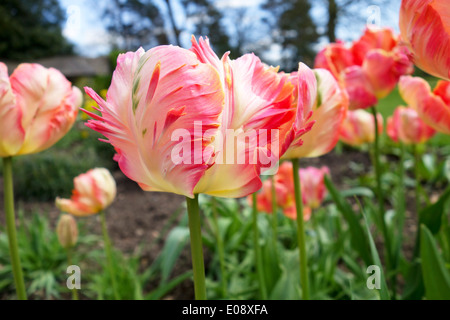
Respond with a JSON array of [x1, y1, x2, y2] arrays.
[[323, 0, 392, 43], [181, 0, 231, 57], [262, 0, 319, 71], [0, 0, 73, 60], [101, 0, 169, 51]]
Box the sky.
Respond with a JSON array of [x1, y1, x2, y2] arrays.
[[59, 0, 402, 58]]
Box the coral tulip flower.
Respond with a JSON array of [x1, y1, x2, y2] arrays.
[[282, 67, 348, 158], [84, 37, 313, 199], [340, 109, 384, 146], [399, 0, 450, 80], [0, 63, 82, 157], [399, 76, 450, 135], [387, 106, 435, 144], [56, 168, 117, 217]]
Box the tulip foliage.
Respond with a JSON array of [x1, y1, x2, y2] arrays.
[[1, 3, 450, 301]]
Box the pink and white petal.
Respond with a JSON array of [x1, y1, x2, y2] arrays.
[[343, 66, 377, 110], [284, 69, 347, 158], [0, 63, 25, 156], [399, 76, 450, 135], [86, 46, 225, 198], [400, 0, 450, 80]]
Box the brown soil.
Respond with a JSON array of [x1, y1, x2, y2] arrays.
[[0, 147, 420, 300]]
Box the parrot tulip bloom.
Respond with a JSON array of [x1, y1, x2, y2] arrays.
[[0, 63, 82, 157], [315, 27, 413, 109], [399, 76, 450, 135], [399, 0, 450, 80], [340, 109, 384, 146], [282, 67, 348, 159], [387, 106, 435, 144], [84, 37, 313, 199], [56, 168, 116, 216]]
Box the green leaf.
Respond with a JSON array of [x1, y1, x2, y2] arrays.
[[146, 271, 192, 300], [420, 225, 450, 300], [159, 226, 190, 283], [419, 187, 450, 235], [324, 176, 372, 265], [361, 208, 390, 300]]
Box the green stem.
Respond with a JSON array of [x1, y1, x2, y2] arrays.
[[211, 197, 227, 298], [100, 210, 120, 300], [291, 159, 310, 300], [2, 157, 27, 300], [186, 195, 207, 300], [66, 247, 79, 300], [412, 144, 422, 258], [370, 107, 392, 274], [270, 175, 279, 256], [413, 144, 421, 213], [252, 193, 267, 300]]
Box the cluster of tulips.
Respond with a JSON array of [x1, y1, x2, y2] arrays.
[[1, 0, 449, 300]]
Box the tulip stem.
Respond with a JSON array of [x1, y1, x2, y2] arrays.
[[291, 159, 310, 300], [252, 193, 268, 300], [270, 175, 279, 258], [2, 157, 27, 300], [211, 197, 227, 298], [66, 247, 79, 300], [370, 107, 392, 290], [412, 144, 421, 213], [186, 195, 207, 300], [100, 210, 120, 300]]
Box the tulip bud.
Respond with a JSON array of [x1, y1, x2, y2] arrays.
[[56, 214, 78, 249]]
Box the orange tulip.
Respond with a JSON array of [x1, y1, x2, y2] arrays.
[[56, 168, 116, 217], [399, 76, 450, 135], [387, 106, 435, 144], [0, 63, 81, 157], [340, 109, 384, 146], [399, 0, 450, 80]]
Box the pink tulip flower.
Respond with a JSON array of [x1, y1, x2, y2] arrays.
[[399, 0, 450, 80], [56, 168, 117, 217], [299, 166, 330, 210], [340, 109, 384, 146], [315, 27, 413, 110], [399, 76, 450, 135], [249, 162, 329, 221], [387, 106, 435, 144], [0, 63, 81, 157]]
